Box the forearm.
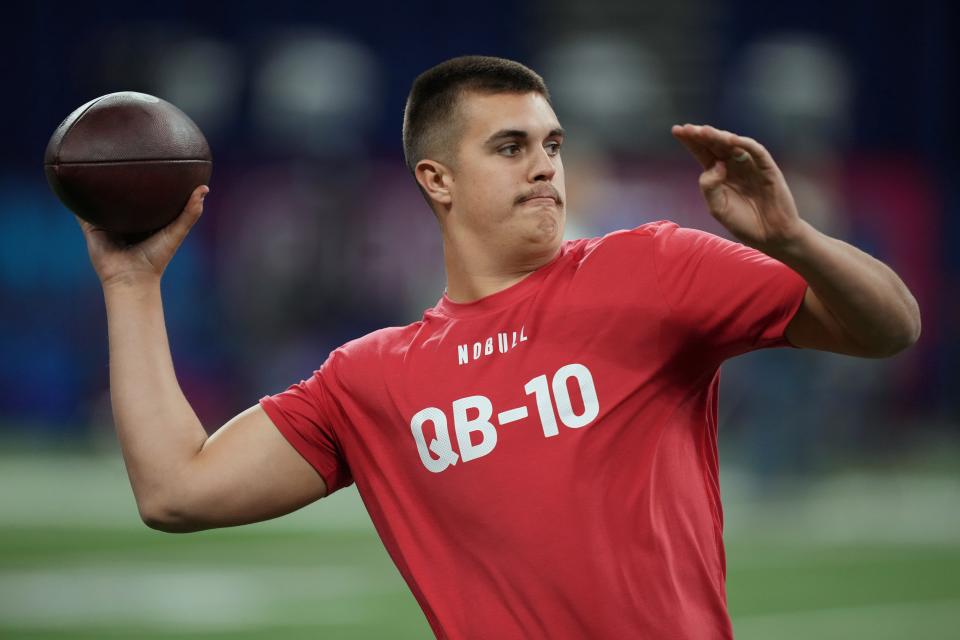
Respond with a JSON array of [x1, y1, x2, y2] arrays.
[[769, 221, 921, 355], [103, 274, 208, 513]]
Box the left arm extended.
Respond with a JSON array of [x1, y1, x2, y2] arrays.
[[672, 124, 921, 358]]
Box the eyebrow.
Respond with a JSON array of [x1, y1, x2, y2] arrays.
[[484, 127, 565, 146]]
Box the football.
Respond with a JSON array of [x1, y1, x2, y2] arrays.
[[44, 91, 212, 239]]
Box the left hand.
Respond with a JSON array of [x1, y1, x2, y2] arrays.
[[672, 124, 807, 254]]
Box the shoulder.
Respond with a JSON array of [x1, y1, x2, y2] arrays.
[[333, 322, 425, 366], [577, 219, 679, 250], [562, 220, 756, 289], [562, 219, 680, 266]]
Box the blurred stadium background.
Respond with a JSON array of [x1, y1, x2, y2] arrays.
[[1, 1, 957, 638]]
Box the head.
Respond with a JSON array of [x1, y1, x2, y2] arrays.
[[403, 56, 566, 260]]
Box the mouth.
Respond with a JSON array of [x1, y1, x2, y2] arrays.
[[520, 196, 559, 206], [517, 185, 562, 207]]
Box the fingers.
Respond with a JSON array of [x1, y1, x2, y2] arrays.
[[672, 124, 775, 171], [71, 185, 209, 244], [73, 214, 98, 256], [165, 185, 209, 244], [72, 212, 119, 254], [727, 145, 759, 175], [698, 162, 730, 214], [673, 124, 743, 171], [671, 124, 716, 169], [72, 213, 107, 237], [725, 132, 774, 170]]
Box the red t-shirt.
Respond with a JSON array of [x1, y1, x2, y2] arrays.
[[260, 220, 808, 639]]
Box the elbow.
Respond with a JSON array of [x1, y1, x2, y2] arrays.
[[875, 306, 922, 358], [905, 309, 922, 349], [137, 494, 206, 534], [894, 299, 923, 354]]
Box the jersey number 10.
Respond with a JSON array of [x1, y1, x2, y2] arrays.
[[410, 363, 600, 473]]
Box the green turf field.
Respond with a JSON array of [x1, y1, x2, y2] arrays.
[[1, 454, 958, 639]]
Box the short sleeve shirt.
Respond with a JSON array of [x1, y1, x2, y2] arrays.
[[260, 220, 808, 639]]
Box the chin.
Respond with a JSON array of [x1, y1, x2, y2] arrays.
[[526, 209, 563, 245]]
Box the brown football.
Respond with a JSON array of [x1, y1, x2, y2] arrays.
[[44, 91, 212, 238]]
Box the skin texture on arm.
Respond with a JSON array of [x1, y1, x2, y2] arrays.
[[80, 187, 327, 532], [671, 124, 921, 358], [153, 404, 328, 533]]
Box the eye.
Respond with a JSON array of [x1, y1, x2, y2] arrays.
[[545, 141, 562, 156], [498, 143, 521, 157]]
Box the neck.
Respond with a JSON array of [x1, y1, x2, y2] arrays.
[[441, 226, 561, 304]]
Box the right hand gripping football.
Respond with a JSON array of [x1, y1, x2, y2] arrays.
[[77, 185, 209, 288]]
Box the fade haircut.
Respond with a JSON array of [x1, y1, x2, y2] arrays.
[[402, 55, 550, 175]]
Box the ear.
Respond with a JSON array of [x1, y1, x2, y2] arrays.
[[414, 159, 454, 207]]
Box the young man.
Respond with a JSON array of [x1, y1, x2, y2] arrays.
[[77, 56, 920, 638]]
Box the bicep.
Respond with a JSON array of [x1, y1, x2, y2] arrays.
[[785, 287, 875, 357], [169, 404, 328, 531]]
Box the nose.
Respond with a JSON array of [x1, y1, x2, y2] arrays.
[[528, 145, 557, 183]]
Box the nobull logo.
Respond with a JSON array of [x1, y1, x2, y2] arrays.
[[457, 326, 528, 366]]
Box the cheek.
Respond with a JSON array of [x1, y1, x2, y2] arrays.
[[453, 158, 522, 213], [474, 168, 516, 202]]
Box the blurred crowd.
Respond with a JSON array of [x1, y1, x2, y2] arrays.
[[1, 1, 956, 480]]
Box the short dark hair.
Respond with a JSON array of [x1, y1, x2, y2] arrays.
[[402, 55, 550, 174]]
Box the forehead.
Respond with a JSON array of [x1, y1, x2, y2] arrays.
[[457, 91, 561, 140]]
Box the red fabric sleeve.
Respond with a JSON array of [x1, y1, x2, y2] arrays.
[[259, 351, 354, 496], [650, 221, 808, 361]]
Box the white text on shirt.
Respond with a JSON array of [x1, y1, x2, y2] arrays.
[[457, 326, 528, 366]]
